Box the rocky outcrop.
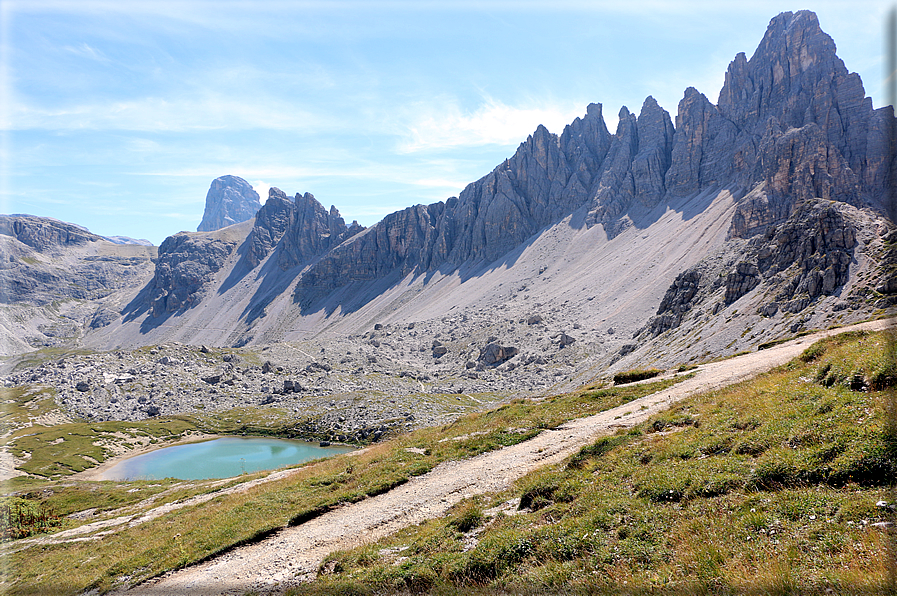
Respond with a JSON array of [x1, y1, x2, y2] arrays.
[[197, 175, 261, 232], [643, 270, 703, 336], [244, 188, 364, 270], [0, 215, 155, 307], [725, 262, 762, 304], [0, 215, 101, 251], [149, 233, 238, 316], [760, 200, 856, 311], [643, 199, 859, 337]]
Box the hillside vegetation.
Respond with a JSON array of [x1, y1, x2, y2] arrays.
[[293, 330, 896, 595], [2, 375, 685, 594], [1, 330, 893, 595]]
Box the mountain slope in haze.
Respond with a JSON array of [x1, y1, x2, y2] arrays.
[[0, 215, 157, 356]]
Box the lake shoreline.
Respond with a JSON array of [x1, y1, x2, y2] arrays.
[[76, 434, 356, 481], [73, 432, 221, 481]]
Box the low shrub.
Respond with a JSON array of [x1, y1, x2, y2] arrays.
[[0, 497, 61, 539], [566, 434, 628, 469], [799, 342, 826, 362], [451, 531, 534, 583], [518, 482, 558, 511], [613, 368, 663, 385]]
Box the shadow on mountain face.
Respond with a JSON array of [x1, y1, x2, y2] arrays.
[[217, 237, 254, 296], [239, 253, 306, 327], [118, 281, 175, 336], [290, 210, 580, 319], [122, 11, 893, 346]]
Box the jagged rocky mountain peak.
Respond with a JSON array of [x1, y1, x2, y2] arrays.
[[268, 186, 291, 202], [717, 9, 866, 136], [635, 96, 674, 146], [161, 10, 891, 308], [197, 175, 262, 232]]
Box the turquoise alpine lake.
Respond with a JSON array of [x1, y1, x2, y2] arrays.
[[99, 437, 355, 480]]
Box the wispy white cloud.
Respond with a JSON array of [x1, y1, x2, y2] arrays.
[[396, 97, 585, 153], [61, 42, 109, 62], [3, 95, 329, 132]]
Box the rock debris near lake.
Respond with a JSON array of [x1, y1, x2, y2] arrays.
[[2, 305, 604, 442]]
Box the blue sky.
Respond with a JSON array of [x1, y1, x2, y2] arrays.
[[1, 1, 893, 245]]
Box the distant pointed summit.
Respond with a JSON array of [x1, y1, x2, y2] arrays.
[[197, 175, 262, 232]]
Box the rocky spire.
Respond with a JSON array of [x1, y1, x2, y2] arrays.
[[243, 188, 364, 271], [197, 175, 262, 233], [717, 11, 883, 236], [631, 96, 675, 207]]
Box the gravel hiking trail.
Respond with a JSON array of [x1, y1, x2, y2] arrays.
[[120, 319, 892, 596]]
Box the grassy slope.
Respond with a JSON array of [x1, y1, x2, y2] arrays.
[[3, 376, 684, 594], [296, 330, 897, 596]]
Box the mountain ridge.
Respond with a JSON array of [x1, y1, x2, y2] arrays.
[[138, 11, 892, 327], [2, 11, 895, 402]]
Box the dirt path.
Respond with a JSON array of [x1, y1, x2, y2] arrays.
[[122, 319, 892, 596]]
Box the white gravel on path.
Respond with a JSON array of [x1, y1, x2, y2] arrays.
[[121, 318, 892, 596]]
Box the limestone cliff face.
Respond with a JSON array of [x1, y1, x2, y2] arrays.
[[279, 193, 362, 270], [197, 175, 261, 233], [586, 99, 677, 227], [149, 233, 237, 316], [299, 203, 444, 290], [716, 11, 889, 236], [300, 98, 677, 290], [149, 10, 894, 319], [664, 88, 738, 198], [244, 187, 364, 270], [245, 189, 296, 269], [0, 215, 155, 307], [0, 215, 101, 251], [298, 11, 890, 294]]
